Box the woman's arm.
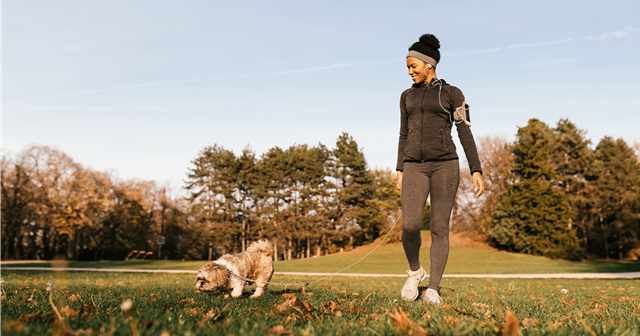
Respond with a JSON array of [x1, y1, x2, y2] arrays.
[[396, 91, 409, 173]]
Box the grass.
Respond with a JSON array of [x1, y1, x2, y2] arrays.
[[5, 233, 640, 275], [1, 270, 639, 335]]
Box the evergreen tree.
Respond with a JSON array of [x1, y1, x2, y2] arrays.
[[490, 119, 583, 260], [185, 144, 241, 253], [554, 119, 596, 251], [327, 133, 378, 244], [586, 137, 640, 259]]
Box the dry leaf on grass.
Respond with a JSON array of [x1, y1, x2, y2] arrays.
[[68, 294, 81, 302], [266, 325, 294, 335], [501, 309, 519, 336], [388, 309, 426, 335], [184, 308, 198, 316], [522, 318, 539, 327], [59, 306, 79, 319], [18, 311, 56, 324], [275, 296, 313, 314], [548, 321, 564, 330], [323, 301, 340, 315], [199, 303, 229, 327], [444, 315, 459, 327]]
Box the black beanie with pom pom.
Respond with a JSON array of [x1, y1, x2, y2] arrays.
[[407, 34, 441, 67]]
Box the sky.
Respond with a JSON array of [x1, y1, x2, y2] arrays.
[[3, 0, 640, 188]]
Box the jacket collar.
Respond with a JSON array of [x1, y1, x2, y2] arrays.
[[412, 78, 446, 88]]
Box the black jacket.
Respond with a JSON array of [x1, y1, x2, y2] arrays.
[[396, 79, 482, 174]]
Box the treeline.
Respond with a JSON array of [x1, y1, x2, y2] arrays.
[[1, 133, 400, 261], [184, 133, 400, 260], [454, 118, 640, 260], [1, 146, 201, 261], [3, 120, 639, 262]]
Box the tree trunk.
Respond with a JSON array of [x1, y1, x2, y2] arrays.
[[306, 239, 310, 259], [273, 240, 279, 261], [287, 239, 292, 260], [241, 218, 246, 252]]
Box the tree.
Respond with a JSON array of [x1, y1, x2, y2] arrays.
[[490, 119, 583, 260], [585, 137, 640, 259], [185, 144, 241, 253], [554, 119, 596, 251], [327, 133, 377, 245], [453, 135, 514, 233]]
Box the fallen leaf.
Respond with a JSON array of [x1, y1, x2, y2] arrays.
[[522, 318, 539, 327], [18, 311, 56, 324], [68, 294, 81, 302], [444, 315, 459, 327], [548, 321, 564, 330], [275, 297, 313, 314], [388, 309, 426, 335], [184, 308, 198, 316], [266, 325, 293, 335], [323, 301, 340, 315], [59, 306, 79, 319], [501, 309, 519, 336]]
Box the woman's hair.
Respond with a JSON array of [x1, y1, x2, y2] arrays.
[[408, 34, 441, 67]]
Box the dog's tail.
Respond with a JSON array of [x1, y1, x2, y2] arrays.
[[246, 240, 274, 258]]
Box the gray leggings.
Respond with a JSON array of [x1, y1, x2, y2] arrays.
[[401, 160, 459, 292]]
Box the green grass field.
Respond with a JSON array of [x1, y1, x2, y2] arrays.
[[2, 239, 640, 335], [6, 237, 640, 274], [1, 270, 639, 335]]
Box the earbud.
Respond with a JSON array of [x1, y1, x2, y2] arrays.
[[423, 64, 433, 75]]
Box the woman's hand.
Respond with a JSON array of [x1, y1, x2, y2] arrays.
[[396, 171, 403, 191], [472, 172, 485, 198]]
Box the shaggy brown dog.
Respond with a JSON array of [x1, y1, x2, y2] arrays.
[[195, 240, 274, 298]]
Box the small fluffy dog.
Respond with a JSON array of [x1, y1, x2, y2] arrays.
[[195, 240, 274, 298]]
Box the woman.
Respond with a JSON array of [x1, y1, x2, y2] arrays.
[[396, 34, 485, 305]]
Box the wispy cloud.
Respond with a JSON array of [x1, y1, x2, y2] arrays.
[[519, 58, 576, 68], [37, 27, 638, 100], [446, 26, 639, 56]]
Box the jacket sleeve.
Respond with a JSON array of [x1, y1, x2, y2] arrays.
[[449, 87, 483, 175], [396, 91, 409, 172]]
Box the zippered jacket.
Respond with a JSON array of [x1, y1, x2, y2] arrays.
[[396, 79, 482, 175]]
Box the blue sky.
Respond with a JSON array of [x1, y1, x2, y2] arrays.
[[3, 0, 639, 187]]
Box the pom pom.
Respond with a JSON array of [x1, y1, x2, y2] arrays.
[[419, 34, 440, 49]]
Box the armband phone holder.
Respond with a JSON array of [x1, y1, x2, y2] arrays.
[[453, 102, 471, 127]]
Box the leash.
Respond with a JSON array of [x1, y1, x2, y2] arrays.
[[304, 213, 402, 285], [229, 273, 308, 287], [229, 213, 403, 287]]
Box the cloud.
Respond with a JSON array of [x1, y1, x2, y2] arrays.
[[36, 27, 637, 100], [519, 58, 577, 68], [446, 26, 639, 56]]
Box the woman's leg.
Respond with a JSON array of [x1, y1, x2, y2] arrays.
[[427, 160, 459, 292], [401, 162, 431, 271]]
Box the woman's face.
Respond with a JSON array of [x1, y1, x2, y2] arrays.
[[406, 56, 429, 84]]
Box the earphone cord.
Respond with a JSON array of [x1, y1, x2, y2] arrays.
[[424, 73, 461, 125]]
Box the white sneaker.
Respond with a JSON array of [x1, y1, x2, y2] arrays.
[[423, 288, 443, 306], [401, 266, 426, 301]]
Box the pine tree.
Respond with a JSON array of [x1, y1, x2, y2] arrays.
[[490, 119, 583, 260], [586, 137, 640, 259], [185, 144, 241, 253], [327, 133, 378, 244], [554, 119, 596, 251]]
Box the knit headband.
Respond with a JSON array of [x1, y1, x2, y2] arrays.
[[407, 50, 438, 67]]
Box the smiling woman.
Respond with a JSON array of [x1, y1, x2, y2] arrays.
[[395, 34, 485, 306]]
